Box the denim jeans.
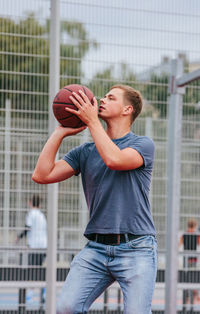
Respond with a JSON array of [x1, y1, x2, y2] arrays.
[[57, 235, 157, 314]]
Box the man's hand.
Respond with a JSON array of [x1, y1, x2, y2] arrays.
[[53, 124, 87, 139], [65, 90, 99, 126]]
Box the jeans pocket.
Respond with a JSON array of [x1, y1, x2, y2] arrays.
[[128, 235, 155, 250]]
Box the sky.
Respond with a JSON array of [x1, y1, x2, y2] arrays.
[[1, 0, 200, 79]]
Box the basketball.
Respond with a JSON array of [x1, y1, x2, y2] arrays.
[[53, 84, 94, 128]]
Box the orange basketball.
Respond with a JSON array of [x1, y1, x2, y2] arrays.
[[53, 84, 94, 128]]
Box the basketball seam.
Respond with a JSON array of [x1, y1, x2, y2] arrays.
[[53, 102, 75, 105], [63, 87, 73, 92], [59, 114, 77, 121], [82, 86, 87, 95], [77, 120, 85, 127]]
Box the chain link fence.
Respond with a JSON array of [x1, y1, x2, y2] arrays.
[[0, 0, 200, 312]]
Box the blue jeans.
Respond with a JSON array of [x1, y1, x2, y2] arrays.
[[57, 235, 157, 314]]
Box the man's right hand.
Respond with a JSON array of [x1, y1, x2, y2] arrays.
[[53, 125, 87, 139]]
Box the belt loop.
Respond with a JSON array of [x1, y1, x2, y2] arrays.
[[117, 234, 120, 245], [95, 234, 98, 242], [125, 234, 129, 242]]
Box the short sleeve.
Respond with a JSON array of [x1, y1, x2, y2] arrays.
[[62, 144, 83, 175], [129, 136, 155, 168]]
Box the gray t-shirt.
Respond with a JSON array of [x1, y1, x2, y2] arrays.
[[63, 132, 156, 236]]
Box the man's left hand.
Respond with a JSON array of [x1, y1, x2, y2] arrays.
[[65, 90, 99, 126]]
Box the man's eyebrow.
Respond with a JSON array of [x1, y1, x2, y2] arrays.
[[105, 93, 116, 98]]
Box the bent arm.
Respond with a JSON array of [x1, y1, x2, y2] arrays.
[[88, 121, 144, 170], [66, 92, 143, 171], [33, 159, 76, 184], [32, 126, 85, 184]]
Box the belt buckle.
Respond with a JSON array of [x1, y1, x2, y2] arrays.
[[117, 234, 120, 245]]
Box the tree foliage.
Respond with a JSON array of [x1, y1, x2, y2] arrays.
[[90, 64, 200, 119], [142, 73, 200, 118], [0, 14, 97, 111], [142, 74, 169, 118], [89, 63, 139, 100], [1, 14, 199, 119], [183, 80, 200, 116]]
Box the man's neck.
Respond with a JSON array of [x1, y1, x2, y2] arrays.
[[106, 123, 131, 140]]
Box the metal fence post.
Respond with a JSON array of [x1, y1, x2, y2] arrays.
[[46, 0, 60, 313], [3, 99, 11, 265], [145, 117, 153, 207], [165, 58, 184, 314]]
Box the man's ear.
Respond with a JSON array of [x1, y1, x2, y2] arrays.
[[123, 105, 134, 116]]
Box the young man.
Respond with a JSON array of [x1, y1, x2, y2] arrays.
[[32, 85, 157, 314]]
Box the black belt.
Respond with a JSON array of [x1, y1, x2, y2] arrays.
[[86, 233, 143, 245]]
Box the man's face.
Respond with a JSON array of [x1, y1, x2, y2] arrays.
[[98, 88, 125, 120]]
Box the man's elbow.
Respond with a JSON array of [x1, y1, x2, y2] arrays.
[[105, 158, 120, 170], [32, 173, 47, 184]]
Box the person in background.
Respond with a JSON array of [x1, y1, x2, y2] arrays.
[[179, 218, 200, 305], [17, 194, 47, 305]]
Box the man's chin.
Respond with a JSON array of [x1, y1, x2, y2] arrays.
[[98, 112, 106, 121]]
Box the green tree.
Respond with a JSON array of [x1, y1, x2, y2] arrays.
[[142, 65, 200, 118], [142, 74, 169, 118], [89, 62, 139, 100], [0, 14, 97, 112], [89, 66, 116, 99], [183, 79, 200, 117]]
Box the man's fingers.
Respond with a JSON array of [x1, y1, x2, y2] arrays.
[[75, 126, 87, 133], [71, 92, 86, 105], [68, 126, 87, 134], [69, 95, 82, 109], [93, 97, 98, 107], [70, 91, 93, 107], [78, 90, 90, 103], [65, 106, 80, 116]]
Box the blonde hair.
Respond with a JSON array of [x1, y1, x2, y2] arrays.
[[110, 84, 143, 123]]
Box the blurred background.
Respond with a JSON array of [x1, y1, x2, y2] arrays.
[[0, 0, 200, 313]]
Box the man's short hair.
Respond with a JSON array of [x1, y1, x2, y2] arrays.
[[32, 195, 40, 208], [110, 84, 143, 123]]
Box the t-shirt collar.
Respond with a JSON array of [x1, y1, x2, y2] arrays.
[[112, 131, 132, 143]]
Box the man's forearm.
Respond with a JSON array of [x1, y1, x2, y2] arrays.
[[88, 120, 122, 168], [32, 126, 86, 184], [32, 132, 63, 181]]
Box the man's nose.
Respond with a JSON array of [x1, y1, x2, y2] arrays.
[[100, 98, 105, 105]]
